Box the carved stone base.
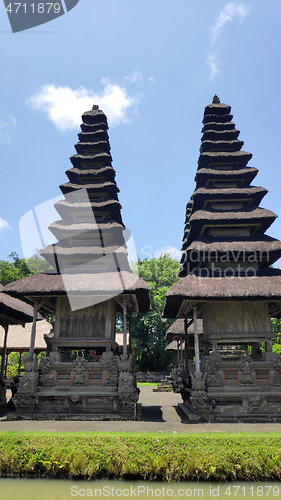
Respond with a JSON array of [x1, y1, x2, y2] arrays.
[[13, 393, 34, 411], [18, 372, 39, 394]]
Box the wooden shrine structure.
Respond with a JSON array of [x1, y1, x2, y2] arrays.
[[4, 106, 150, 420], [164, 96, 281, 421]]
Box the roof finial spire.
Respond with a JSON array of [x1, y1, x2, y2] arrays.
[[92, 104, 99, 110], [212, 94, 220, 104]]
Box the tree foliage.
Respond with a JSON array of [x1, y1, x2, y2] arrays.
[[0, 252, 52, 285], [131, 255, 180, 372]]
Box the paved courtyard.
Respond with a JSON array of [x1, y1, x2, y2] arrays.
[[1, 386, 281, 433]]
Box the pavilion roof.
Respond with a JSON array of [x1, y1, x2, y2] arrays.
[[0, 284, 36, 326], [164, 270, 281, 318], [3, 272, 151, 313]]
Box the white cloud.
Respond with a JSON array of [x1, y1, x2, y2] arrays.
[[207, 3, 250, 80], [123, 70, 142, 84], [154, 246, 181, 261], [26, 80, 141, 131], [148, 76, 156, 83], [0, 217, 9, 232], [207, 52, 221, 81], [0, 116, 16, 145], [210, 3, 250, 45]]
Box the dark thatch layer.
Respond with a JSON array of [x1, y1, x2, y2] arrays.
[[200, 140, 244, 153], [189, 207, 277, 222], [193, 186, 267, 197], [202, 113, 233, 124], [3, 272, 151, 313], [164, 271, 281, 318], [204, 103, 231, 115], [195, 166, 258, 178], [66, 166, 115, 176], [186, 235, 281, 253], [59, 181, 119, 192], [42, 245, 128, 256], [201, 122, 235, 132], [0, 284, 35, 325], [198, 151, 252, 169], [74, 141, 111, 154]]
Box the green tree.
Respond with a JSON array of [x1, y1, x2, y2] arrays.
[[271, 318, 281, 354], [0, 251, 52, 285], [131, 254, 180, 371]]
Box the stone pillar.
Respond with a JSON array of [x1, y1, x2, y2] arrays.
[[265, 340, 272, 352]]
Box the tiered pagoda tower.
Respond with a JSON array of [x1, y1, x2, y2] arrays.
[[4, 106, 150, 420], [164, 96, 281, 421], [42, 105, 130, 277]]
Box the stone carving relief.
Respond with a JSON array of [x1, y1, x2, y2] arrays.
[[39, 357, 53, 374], [13, 393, 34, 410], [239, 356, 254, 373], [105, 373, 118, 386], [207, 373, 223, 387], [72, 357, 88, 372], [40, 374, 55, 386], [272, 373, 281, 386], [190, 372, 207, 391], [243, 395, 266, 412], [170, 366, 185, 392], [22, 353, 38, 372], [190, 392, 210, 411], [204, 356, 219, 374], [18, 372, 39, 394], [117, 392, 139, 409], [72, 372, 88, 385], [274, 357, 281, 371], [240, 374, 255, 385], [117, 354, 139, 407], [106, 356, 118, 373]]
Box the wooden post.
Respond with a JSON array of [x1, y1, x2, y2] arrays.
[[4, 351, 9, 378], [128, 310, 132, 355], [123, 302, 127, 356], [18, 351, 22, 375], [193, 306, 200, 373], [184, 317, 189, 378], [29, 300, 39, 357], [0, 321, 9, 382]]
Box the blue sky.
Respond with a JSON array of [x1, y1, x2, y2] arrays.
[[0, 1, 281, 266]]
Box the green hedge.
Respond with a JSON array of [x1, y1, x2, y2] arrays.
[[0, 432, 281, 481]]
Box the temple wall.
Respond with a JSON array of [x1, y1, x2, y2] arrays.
[[54, 297, 116, 339], [202, 301, 270, 337]]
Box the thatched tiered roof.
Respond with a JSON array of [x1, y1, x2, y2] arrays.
[[165, 96, 281, 318], [4, 106, 150, 313]]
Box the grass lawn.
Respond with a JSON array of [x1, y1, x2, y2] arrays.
[[137, 382, 158, 386], [0, 431, 281, 481]]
